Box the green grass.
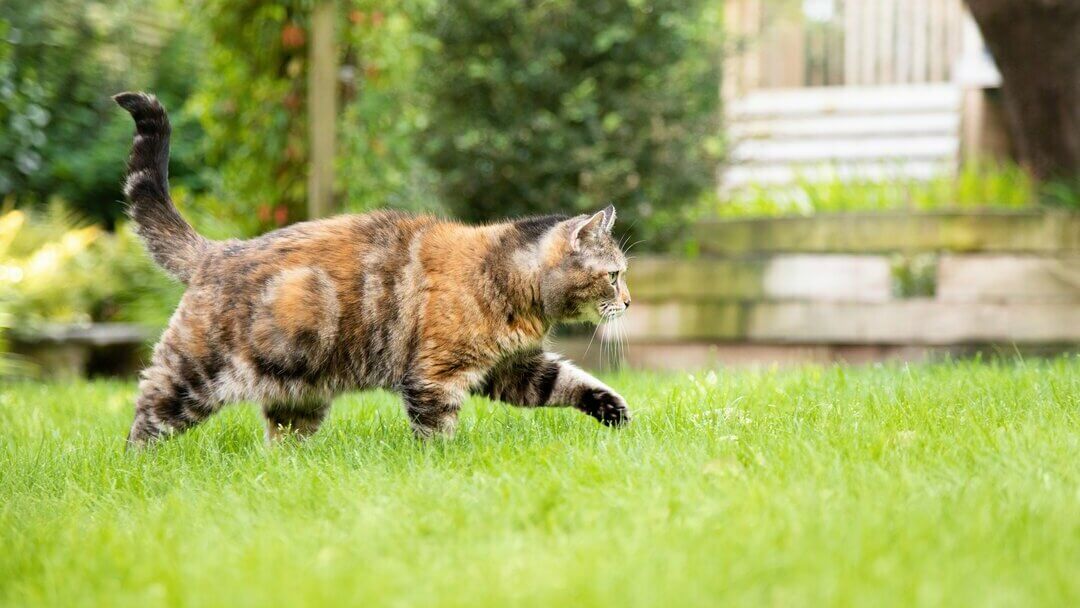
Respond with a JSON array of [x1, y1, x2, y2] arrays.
[[706, 162, 1038, 219], [2, 360, 1079, 607]]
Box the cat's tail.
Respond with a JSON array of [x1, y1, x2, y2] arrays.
[[113, 91, 209, 284]]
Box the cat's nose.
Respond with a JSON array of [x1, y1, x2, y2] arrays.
[[623, 297, 631, 309]]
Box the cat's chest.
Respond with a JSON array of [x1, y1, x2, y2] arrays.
[[496, 313, 546, 353]]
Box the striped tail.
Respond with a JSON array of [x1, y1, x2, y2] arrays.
[[113, 92, 208, 284]]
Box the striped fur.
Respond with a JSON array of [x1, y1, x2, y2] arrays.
[[115, 92, 633, 444]]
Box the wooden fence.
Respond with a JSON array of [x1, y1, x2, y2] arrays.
[[725, 0, 967, 94]]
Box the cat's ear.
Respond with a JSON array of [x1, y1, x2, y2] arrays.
[[569, 210, 607, 252], [601, 204, 617, 232]]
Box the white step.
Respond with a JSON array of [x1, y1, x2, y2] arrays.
[[730, 84, 961, 118], [730, 135, 958, 163], [730, 112, 960, 139]]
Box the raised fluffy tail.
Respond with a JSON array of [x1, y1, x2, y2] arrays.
[[114, 92, 208, 284]]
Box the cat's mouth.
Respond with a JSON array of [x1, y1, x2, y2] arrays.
[[598, 301, 627, 322]]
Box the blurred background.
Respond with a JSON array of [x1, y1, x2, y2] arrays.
[[0, 0, 1077, 377]]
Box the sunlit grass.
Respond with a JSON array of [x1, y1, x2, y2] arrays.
[[2, 359, 1079, 607], [710, 162, 1037, 218]]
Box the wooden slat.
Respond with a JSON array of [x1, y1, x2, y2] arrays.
[[878, 0, 896, 84], [721, 0, 743, 99], [895, 0, 912, 82], [928, 0, 946, 81], [827, 19, 845, 84], [843, 0, 860, 85], [726, 0, 968, 90], [945, 0, 964, 79], [911, 0, 930, 82], [743, 0, 763, 92], [860, 0, 878, 84]]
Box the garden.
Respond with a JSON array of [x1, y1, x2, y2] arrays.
[[2, 0, 1080, 606]]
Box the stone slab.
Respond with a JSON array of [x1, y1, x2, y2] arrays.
[[621, 300, 1080, 344], [694, 211, 1080, 256], [762, 255, 892, 302], [936, 255, 1080, 302], [630, 255, 892, 302]]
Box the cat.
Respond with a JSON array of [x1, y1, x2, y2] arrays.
[[114, 91, 633, 444]]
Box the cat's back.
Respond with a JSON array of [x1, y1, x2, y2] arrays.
[[196, 210, 434, 283], [155, 210, 446, 393]]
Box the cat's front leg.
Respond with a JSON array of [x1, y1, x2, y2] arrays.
[[401, 377, 464, 439], [571, 384, 632, 427], [478, 350, 631, 426]]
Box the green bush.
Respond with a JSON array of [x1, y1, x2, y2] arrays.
[[336, 3, 441, 215], [417, 0, 722, 238], [0, 0, 207, 226], [0, 206, 181, 330], [189, 1, 440, 235]]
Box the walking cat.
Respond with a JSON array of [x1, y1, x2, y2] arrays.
[[114, 92, 632, 443]]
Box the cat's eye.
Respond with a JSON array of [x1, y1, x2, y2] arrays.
[[608, 271, 619, 285]]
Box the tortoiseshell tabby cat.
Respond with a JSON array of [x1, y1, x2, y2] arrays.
[[114, 92, 632, 444]]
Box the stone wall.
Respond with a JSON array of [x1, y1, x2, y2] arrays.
[[561, 211, 1080, 369]]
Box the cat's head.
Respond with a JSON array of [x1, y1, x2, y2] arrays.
[[539, 205, 631, 324]]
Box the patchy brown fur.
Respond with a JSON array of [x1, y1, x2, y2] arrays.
[[115, 92, 633, 444]]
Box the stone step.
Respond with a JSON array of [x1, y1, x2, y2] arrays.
[[619, 300, 1080, 345], [693, 212, 1080, 256], [936, 255, 1080, 302]]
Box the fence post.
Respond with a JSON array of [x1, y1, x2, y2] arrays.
[[308, 0, 337, 219]]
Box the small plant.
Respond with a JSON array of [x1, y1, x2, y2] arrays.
[[706, 162, 1039, 219], [890, 254, 938, 299]]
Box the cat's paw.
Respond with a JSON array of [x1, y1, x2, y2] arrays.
[[578, 388, 632, 427]]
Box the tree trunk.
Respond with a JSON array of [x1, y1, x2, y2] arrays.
[[964, 0, 1080, 181]]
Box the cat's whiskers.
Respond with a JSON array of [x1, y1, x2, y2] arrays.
[[583, 321, 601, 360], [622, 239, 646, 255]]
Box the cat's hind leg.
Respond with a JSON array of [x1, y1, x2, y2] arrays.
[[128, 363, 221, 444], [401, 377, 463, 439], [262, 398, 331, 441]]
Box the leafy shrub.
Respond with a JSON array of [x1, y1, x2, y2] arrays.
[[417, 0, 722, 237], [0, 206, 181, 330], [336, 4, 441, 215], [0, 0, 207, 226], [189, 1, 441, 235]]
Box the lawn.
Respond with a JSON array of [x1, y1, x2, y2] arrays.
[[2, 359, 1079, 607]]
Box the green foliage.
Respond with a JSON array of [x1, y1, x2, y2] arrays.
[[3, 361, 1080, 605], [1040, 174, 1080, 210], [890, 254, 938, 299], [0, 0, 207, 226], [706, 162, 1038, 219], [189, 1, 440, 235], [187, 0, 311, 235], [0, 206, 181, 329], [336, 3, 440, 214], [417, 0, 722, 235]]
